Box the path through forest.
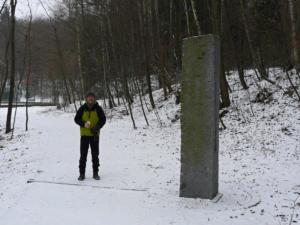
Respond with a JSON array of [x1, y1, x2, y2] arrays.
[[0, 89, 300, 225]]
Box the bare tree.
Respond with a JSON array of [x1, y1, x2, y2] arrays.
[[0, 0, 7, 15], [0, 20, 10, 106], [74, 1, 85, 100], [212, 0, 230, 107], [239, 0, 274, 84], [288, 0, 300, 70], [183, 0, 191, 36], [25, 0, 32, 131], [5, 0, 17, 134], [190, 0, 201, 35]]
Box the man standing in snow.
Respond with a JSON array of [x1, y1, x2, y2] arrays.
[[74, 92, 106, 181]]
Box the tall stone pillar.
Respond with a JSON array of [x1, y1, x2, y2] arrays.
[[180, 35, 220, 199]]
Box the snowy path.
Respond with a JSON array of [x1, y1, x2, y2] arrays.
[[0, 107, 183, 225], [0, 100, 300, 225]]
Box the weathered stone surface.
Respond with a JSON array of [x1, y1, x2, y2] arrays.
[[180, 35, 220, 199]]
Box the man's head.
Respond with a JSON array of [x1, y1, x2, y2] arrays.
[[85, 92, 96, 107]]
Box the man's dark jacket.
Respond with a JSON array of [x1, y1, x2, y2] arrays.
[[74, 102, 106, 136]]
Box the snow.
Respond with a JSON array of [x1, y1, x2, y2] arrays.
[[0, 69, 300, 225]]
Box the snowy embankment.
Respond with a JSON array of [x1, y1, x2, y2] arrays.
[[0, 69, 299, 225]]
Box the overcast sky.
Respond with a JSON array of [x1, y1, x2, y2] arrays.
[[14, 0, 58, 19]]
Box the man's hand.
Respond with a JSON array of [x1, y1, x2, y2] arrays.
[[91, 127, 99, 135], [84, 121, 91, 129]]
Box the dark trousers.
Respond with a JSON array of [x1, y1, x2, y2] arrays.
[[79, 136, 99, 174]]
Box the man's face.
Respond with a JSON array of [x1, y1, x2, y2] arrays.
[[86, 96, 96, 106]]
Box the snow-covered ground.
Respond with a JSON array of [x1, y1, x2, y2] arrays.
[[0, 69, 300, 225]]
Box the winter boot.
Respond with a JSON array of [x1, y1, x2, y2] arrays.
[[93, 171, 100, 180], [78, 173, 85, 181]]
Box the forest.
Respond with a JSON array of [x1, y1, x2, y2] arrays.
[[0, 1, 300, 225], [0, 0, 299, 133]]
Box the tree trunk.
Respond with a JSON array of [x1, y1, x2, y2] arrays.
[[288, 0, 300, 70], [169, 0, 174, 38], [239, 0, 274, 84], [26, 5, 32, 132], [174, 0, 183, 71], [224, 0, 248, 89], [75, 3, 85, 100], [0, 37, 9, 106], [190, 0, 201, 35], [183, 0, 191, 36], [53, 24, 73, 105], [5, 0, 17, 134], [135, 77, 149, 126], [0, 0, 7, 15], [212, 0, 230, 108], [140, 0, 155, 109]]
